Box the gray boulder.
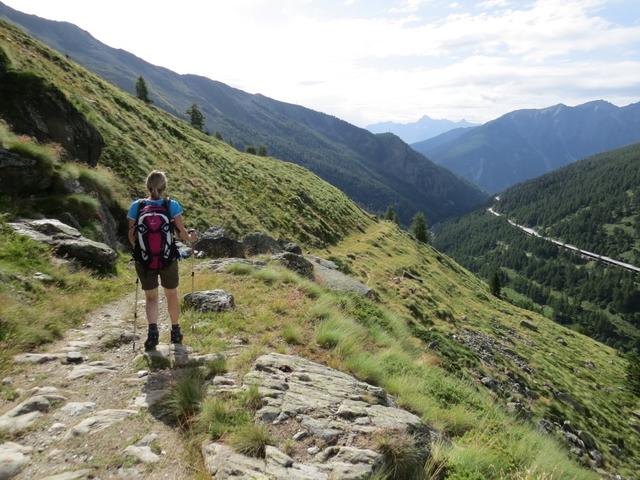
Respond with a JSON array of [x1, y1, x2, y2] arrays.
[[7, 219, 116, 273], [0, 442, 32, 480], [196, 258, 266, 273], [194, 227, 244, 258], [271, 252, 314, 278], [308, 256, 377, 299], [201, 353, 431, 479], [242, 232, 282, 256], [184, 290, 235, 312]]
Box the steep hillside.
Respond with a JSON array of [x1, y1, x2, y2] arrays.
[[434, 144, 640, 352], [0, 16, 638, 480], [367, 115, 477, 144], [0, 20, 372, 247], [497, 142, 640, 264], [0, 2, 487, 225], [413, 100, 640, 193]]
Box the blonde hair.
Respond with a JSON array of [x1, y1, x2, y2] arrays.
[[146, 170, 167, 200]]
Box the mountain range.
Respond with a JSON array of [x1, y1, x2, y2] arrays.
[[0, 1, 486, 226], [412, 100, 640, 193], [366, 115, 477, 144]]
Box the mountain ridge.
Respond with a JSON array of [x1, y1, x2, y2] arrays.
[[413, 100, 640, 193], [0, 1, 486, 225]]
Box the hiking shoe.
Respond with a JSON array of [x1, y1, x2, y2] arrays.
[[144, 328, 159, 351], [171, 326, 183, 345]]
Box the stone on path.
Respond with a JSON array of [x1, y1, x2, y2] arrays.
[[14, 353, 63, 364], [65, 409, 137, 437], [132, 389, 168, 409], [123, 445, 160, 464], [39, 469, 94, 480], [183, 290, 235, 313], [67, 362, 118, 380], [0, 442, 32, 480], [64, 352, 84, 364], [59, 402, 96, 417]]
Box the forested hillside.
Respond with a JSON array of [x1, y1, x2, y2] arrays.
[[497, 143, 640, 264], [413, 101, 640, 193], [0, 1, 486, 225], [435, 144, 640, 353]]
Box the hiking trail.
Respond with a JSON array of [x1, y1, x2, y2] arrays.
[[0, 292, 217, 479]]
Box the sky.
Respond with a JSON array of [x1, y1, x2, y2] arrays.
[[4, 0, 640, 126]]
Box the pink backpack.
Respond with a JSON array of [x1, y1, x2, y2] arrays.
[[134, 198, 178, 269]]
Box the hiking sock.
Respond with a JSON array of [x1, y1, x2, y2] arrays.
[[144, 324, 159, 351], [170, 324, 183, 344]]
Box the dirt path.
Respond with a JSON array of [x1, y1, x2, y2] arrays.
[[0, 292, 201, 479]]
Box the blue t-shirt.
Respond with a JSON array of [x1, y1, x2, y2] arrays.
[[127, 198, 184, 221]]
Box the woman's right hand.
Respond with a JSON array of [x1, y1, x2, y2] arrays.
[[187, 229, 198, 243]]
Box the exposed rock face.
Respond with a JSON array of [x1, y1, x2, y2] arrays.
[[202, 353, 431, 479], [7, 219, 116, 273], [194, 227, 244, 258], [183, 290, 235, 312], [282, 242, 302, 254], [0, 148, 54, 194], [242, 232, 283, 256], [308, 256, 377, 299], [0, 65, 103, 166], [271, 252, 314, 278]]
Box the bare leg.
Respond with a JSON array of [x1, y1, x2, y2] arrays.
[[145, 288, 159, 325], [165, 288, 180, 325]]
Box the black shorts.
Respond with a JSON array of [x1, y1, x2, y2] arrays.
[[135, 261, 179, 290]]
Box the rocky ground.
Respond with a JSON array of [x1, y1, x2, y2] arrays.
[[0, 254, 431, 479], [0, 294, 191, 479]]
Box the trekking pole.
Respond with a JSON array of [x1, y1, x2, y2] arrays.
[[189, 229, 196, 295], [133, 277, 139, 352]]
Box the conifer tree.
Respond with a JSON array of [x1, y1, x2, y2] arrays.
[[214, 131, 223, 141], [135, 76, 151, 103], [384, 205, 398, 224], [411, 212, 429, 243], [186, 104, 205, 131], [258, 145, 268, 156], [246, 146, 257, 155], [626, 351, 640, 395], [489, 269, 501, 298]]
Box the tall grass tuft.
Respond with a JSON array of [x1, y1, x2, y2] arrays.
[[164, 368, 206, 428], [229, 423, 273, 458]]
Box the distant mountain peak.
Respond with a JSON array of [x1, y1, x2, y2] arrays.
[[366, 115, 478, 143]]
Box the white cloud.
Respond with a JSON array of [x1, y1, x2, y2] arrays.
[[478, 0, 510, 8], [4, 0, 639, 125], [388, 0, 432, 14]]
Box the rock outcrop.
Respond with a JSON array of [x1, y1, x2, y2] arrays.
[[0, 52, 104, 166], [8, 219, 117, 273], [241, 232, 283, 256], [194, 227, 245, 258], [271, 252, 314, 278], [0, 148, 54, 194], [202, 353, 431, 479], [308, 256, 377, 299]]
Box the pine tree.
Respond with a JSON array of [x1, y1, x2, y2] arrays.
[[246, 146, 257, 155], [186, 104, 205, 131], [214, 131, 223, 141], [384, 205, 398, 224], [489, 269, 501, 298], [258, 145, 268, 156], [135, 76, 151, 103], [411, 212, 429, 243]]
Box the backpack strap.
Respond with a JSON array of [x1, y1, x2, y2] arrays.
[[164, 197, 172, 223]]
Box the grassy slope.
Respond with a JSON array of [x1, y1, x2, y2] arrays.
[[0, 20, 371, 247], [0, 19, 637, 478], [176, 223, 638, 478]]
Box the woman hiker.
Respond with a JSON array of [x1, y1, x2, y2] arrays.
[[128, 170, 198, 351]]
